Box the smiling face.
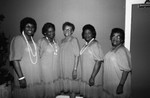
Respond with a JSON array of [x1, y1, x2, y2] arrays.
[[111, 32, 123, 47], [45, 27, 55, 40], [83, 29, 93, 43], [24, 23, 35, 36], [63, 25, 73, 37]]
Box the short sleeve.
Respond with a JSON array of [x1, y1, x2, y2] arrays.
[[37, 38, 42, 49], [37, 38, 46, 58], [71, 37, 80, 57], [90, 41, 104, 61], [37, 38, 43, 57], [9, 36, 24, 61], [116, 47, 132, 71]]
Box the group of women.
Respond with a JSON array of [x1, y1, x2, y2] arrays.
[[9, 17, 132, 98]]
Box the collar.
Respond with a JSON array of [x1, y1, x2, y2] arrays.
[[85, 38, 95, 45]]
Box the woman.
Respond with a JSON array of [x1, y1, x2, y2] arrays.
[[102, 28, 132, 98], [80, 24, 104, 98], [9, 17, 42, 98], [59, 22, 80, 98], [38, 22, 59, 98]]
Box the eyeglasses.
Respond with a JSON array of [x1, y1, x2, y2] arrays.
[[112, 35, 121, 39]]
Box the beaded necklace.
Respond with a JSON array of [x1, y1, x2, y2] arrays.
[[80, 38, 94, 55], [46, 37, 58, 55], [22, 31, 37, 64]]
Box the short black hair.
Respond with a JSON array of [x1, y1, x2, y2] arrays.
[[62, 22, 75, 31], [42, 22, 55, 35], [110, 28, 125, 44], [20, 17, 37, 33], [82, 24, 96, 39]]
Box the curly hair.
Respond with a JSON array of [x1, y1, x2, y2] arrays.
[[82, 24, 96, 39], [110, 28, 125, 44], [20, 17, 37, 33], [62, 22, 75, 31], [42, 22, 55, 35]]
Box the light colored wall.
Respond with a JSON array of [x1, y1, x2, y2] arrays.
[[0, 0, 125, 55], [0, 0, 125, 97]]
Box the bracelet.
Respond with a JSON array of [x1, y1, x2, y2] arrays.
[[74, 68, 77, 71], [18, 76, 25, 81]]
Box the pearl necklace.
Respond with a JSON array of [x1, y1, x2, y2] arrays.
[[46, 37, 58, 55], [80, 38, 94, 55], [22, 31, 37, 64]]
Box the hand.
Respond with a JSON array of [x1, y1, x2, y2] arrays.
[[72, 69, 77, 80], [19, 79, 27, 88], [89, 77, 95, 86], [116, 84, 123, 94]]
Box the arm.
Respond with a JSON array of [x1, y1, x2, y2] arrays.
[[89, 60, 103, 86], [116, 70, 130, 94], [119, 48, 131, 86], [12, 60, 24, 78], [72, 55, 79, 80], [73, 38, 80, 70], [12, 60, 27, 88], [119, 71, 129, 86], [9, 36, 26, 88], [73, 55, 79, 71], [37, 39, 44, 58], [116, 47, 132, 94], [72, 38, 80, 79]]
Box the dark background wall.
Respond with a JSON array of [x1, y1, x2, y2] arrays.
[[0, 0, 125, 55], [131, 4, 150, 98]]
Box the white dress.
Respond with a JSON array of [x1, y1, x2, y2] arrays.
[[80, 40, 104, 98], [9, 35, 42, 98], [38, 38, 60, 98], [103, 46, 132, 98], [59, 36, 80, 94]]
